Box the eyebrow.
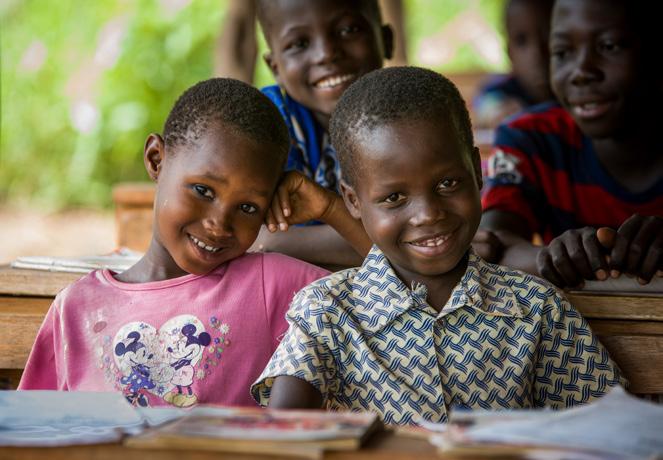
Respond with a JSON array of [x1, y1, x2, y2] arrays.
[[196, 173, 272, 199]]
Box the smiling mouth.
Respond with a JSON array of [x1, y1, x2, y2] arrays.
[[405, 233, 453, 248], [188, 234, 221, 253], [570, 101, 612, 119], [314, 74, 356, 89]]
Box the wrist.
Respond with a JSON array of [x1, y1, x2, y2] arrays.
[[319, 192, 343, 224]]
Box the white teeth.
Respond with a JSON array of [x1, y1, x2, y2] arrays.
[[315, 74, 355, 89], [189, 235, 220, 253], [408, 235, 450, 247]]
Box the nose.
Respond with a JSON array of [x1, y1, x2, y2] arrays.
[[409, 196, 447, 227], [203, 206, 233, 238], [312, 34, 340, 65], [570, 47, 602, 85]]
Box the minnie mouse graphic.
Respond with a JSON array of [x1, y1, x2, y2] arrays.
[[114, 331, 156, 407], [163, 323, 211, 407]]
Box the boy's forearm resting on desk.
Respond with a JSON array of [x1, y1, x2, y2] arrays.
[[267, 375, 323, 409]]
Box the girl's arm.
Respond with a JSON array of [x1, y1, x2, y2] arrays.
[[263, 171, 372, 259], [267, 375, 323, 409]]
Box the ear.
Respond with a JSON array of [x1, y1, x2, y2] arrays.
[[381, 24, 394, 61], [144, 133, 165, 182], [263, 51, 280, 81], [471, 146, 483, 190], [339, 180, 362, 220]]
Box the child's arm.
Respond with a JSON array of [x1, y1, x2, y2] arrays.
[[257, 171, 372, 264], [267, 376, 323, 409]]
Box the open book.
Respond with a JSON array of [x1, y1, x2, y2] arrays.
[[430, 386, 663, 459], [0, 391, 147, 446], [10, 247, 142, 274], [126, 406, 382, 459]]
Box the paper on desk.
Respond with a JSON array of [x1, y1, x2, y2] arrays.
[[0, 391, 145, 446], [10, 248, 142, 274], [456, 386, 663, 459]]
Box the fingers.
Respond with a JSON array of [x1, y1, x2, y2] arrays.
[[637, 231, 663, 284], [596, 227, 617, 250], [610, 215, 663, 281], [536, 228, 609, 288], [270, 189, 289, 232], [609, 214, 641, 277], [536, 249, 567, 288]]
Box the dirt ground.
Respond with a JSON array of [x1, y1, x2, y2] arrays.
[[0, 207, 117, 265]]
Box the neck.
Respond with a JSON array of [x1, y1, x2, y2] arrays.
[[313, 111, 331, 132], [113, 238, 188, 283]]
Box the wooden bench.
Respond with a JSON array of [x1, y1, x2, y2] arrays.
[[2, 263, 662, 395]]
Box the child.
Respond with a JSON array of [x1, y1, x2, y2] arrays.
[[17, 78, 367, 408], [480, 0, 663, 288], [253, 0, 394, 269], [251, 67, 624, 425], [473, 0, 555, 129]]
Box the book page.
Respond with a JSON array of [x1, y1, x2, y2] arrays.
[[0, 391, 145, 446]]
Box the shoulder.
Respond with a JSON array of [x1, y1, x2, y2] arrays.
[[476, 258, 569, 322], [261, 252, 329, 279], [260, 84, 285, 103], [53, 269, 114, 310], [288, 268, 358, 320]]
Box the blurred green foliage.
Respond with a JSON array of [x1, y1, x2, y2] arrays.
[[1, 0, 506, 209]]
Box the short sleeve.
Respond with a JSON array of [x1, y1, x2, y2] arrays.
[[18, 298, 64, 390], [261, 254, 328, 347], [533, 295, 626, 408], [481, 121, 546, 238], [251, 291, 338, 406]]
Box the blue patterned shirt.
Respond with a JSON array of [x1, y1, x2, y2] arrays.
[[252, 246, 625, 425]]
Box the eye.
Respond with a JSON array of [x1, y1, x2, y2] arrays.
[[239, 203, 258, 214], [383, 192, 405, 204], [598, 40, 622, 54], [285, 37, 308, 51], [193, 184, 214, 199], [339, 24, 360, 37], [437, 179, 459, 191]]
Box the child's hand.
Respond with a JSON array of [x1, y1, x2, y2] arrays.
[[472, 229, 504, 263], [536, 227, 610, 288], [606, 214, 663, 284], [265, 171, 337, 232]]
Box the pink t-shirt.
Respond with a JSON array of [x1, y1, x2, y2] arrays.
[[18, 253, 328, 408]]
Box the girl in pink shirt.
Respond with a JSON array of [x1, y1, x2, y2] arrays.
[[18, 78, 369, 408]]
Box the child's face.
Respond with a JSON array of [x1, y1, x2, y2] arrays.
[[506, 0, 553, 103], [341, 118, 482, 286], [263, 0, 391, 126], [147, 123, 282, 276], [550, 0, 640, 139]]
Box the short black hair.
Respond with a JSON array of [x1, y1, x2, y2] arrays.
[[163, 78, 289, 164], [330, 66, 474, 186], [256, 0, 382, 44]]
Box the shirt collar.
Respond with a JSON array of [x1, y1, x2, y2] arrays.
[[351, 246, 524, 335]]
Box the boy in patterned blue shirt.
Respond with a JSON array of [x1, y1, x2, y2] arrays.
[[252, 67, 624, 425]]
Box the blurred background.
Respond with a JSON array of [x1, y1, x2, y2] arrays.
[[0, 0, 508, 263]]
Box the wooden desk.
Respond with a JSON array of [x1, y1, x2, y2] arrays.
[[1, 265, 662, 394], [0, 266, 82, 389], [0, 431, 469, 460]]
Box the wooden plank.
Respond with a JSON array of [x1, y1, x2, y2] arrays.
[[568, 292, 663, 322], [0, 296, 51, 369], [601, 335, 663, 394], [0, 266, 82, 297]]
